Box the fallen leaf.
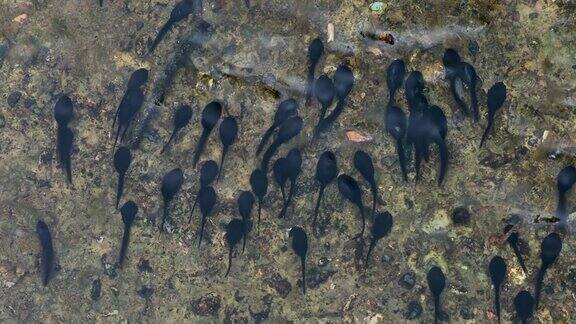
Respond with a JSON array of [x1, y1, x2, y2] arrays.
[[346, 131, 373, 142]]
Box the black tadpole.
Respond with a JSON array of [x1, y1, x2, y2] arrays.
[[353, 150, 378, 217], [224, 218, 244, 277], [480, 82, 507, 147], [161, 105, 192, 154], [337, 174, 365, 239], [218, 117, 238, 180], [514, 290, 534, 324], [365, 212, 393, 268], [114, 146, 132, 208], [386, 59, 406, 106], [385, 105, 408, 181], [250, 169, 268, 231], [118, 201, 138, 267], [237, 191, 254, 252], [160, 168, 184, 232], [555, 166, 576, 230], [488, 256, 506, 324], [260, 116, 302, 173], [427, 266, 446, 324], [189, 160, 218, 223], [305, 38, 324, 106], [193, 102, 222, 167], [313, 151, 337, 228], [36, 220, 55, 286], [504, 224, 528, 274], [197, 185, 216, 247], [256, 99, 298, 155], [289, 226, 308, 294], [534, 233, 562, 309], [149, 0, 195, 53]]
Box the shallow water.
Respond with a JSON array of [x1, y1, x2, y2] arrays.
[[1, 0, 575, 322]]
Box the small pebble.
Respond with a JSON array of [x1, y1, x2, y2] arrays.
[[452, 207, 471, 225], [399, 272, 416, 289], [369, 2, 385, 12], [318, 257, 329, 267], [138, 286, 154, 299], [91, 278, 102, 301], [404, 301, 422, 320], [7, 91, 21, 107]]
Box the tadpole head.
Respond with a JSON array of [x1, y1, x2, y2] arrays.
[[201, 101, 222, 130], [219, 117, 239, 147], [225, 218, 244, 246], [54, 95, 74, 126], [556, 166, 576, 194], [333, 65, 354, 100], [161, 168, 184, 200], [371, 212, 393, 240], [488, 256, 507, 287], [442, 48, 461, 68], [308, 38, 324, 63], [127, 68, 149, 89], [200, 160, 219, 187], [250, 169, 268, 199], [316, 151, 338, 185], [121, 200, 138, 226], [275, 99, 298, 125], [427, 266, 446, 296], [174, 105, 193, 129], [540, 233, 562, 267], [114, 146, 132, 174], [385, 105, 407, 140], [277, 116, 303, 143], [314, 75, 335, 107], [487, 82, 507, 113]]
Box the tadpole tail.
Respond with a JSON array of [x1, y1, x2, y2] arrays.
[[364, 238, 376, 268], [160, 200, 169, 232], [315, 100, 345, 136], [116, 174, 125, 209], [396, 140, 408, 182], [64, 149, 73, 185], [256, 125, 276, 155], [437, 140, 448, 186], [494, 287, 501, 324], [257, 201, 262, 233], [354, 204, 366, 239], [189, 195, 198, 224], [118, 226, 130, 268], [305, 65, 316, 106], [480, 116, 494, 148], [161, 128, 178, 154], [149, 20, 173, 54], [556, 194, 567, 224], [434, 296, 440, 324], [217, 147, 228, 182], [224, 247, 233, 277], [242, 222, 248, 253], [370, 183, 377, 218], [260, 140, 280, 173], [192, 129, 210, 167], [38, 234, 54, 286], [414, 144, 423, 183], [300, 256, 306, 294], [312, 186, 325, 228], [534, 267, 547, 309], [279, 183, 295, 218], [512, 245, 528, 274], [470, 84, 479, 122], [112, 124, 122, 152], [450, 79, 469, 116], [198, 216, 206, 248]]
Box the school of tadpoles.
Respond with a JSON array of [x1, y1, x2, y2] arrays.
[[30, 4, 575, 322]]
